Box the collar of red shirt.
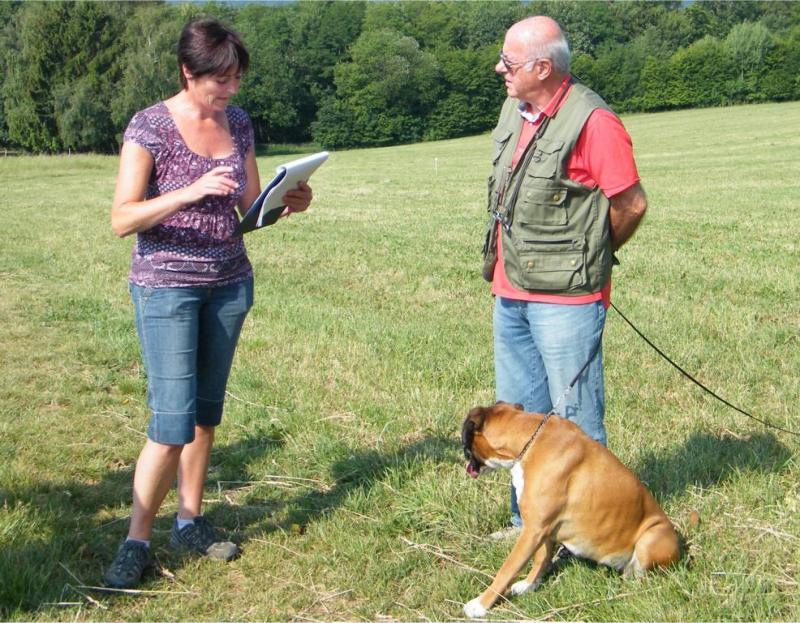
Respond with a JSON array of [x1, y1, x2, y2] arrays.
[[516, 75, 573, 124]]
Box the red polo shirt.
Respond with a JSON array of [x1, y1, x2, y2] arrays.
[[492, 76, 640, 307]]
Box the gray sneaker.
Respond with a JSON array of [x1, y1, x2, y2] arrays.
[[103, 540, 152, 588], [488, 524, 523, 541], [170, 515, 240, 561]]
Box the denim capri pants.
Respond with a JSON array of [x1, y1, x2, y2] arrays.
[[130, 278, 253, 445]]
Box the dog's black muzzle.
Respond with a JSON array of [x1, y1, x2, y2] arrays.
[[461, 418, 484, 478]]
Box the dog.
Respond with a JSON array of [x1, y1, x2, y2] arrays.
[[461, 402, 681, 618]]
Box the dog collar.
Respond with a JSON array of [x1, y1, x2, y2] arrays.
[[515, 412, 552, 463]]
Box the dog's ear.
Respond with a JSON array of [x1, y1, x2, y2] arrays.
[[462, 407, 487, 455], [495, 400, 524, 411], [466, 406, 487, 431]]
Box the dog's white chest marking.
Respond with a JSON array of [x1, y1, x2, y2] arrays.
[[511, 463, 524, 501], [486, 457, 515, 470]]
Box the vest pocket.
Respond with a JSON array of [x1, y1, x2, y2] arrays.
[[515, 237, 586, 292], [491, 128, 513, 164], [518, 186, 569, 227], [527, 138, 564, 179]]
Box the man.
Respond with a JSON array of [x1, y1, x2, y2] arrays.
[[482, 16, 647, 538]]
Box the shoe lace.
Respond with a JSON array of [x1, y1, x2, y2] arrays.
[[182, 516, 220, 549], [112, 542, 147, 574]]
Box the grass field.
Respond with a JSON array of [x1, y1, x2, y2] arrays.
[[1, 100, 798, 621]]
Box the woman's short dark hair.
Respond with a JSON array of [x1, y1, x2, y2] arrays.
[[177, 18, 249, 89]]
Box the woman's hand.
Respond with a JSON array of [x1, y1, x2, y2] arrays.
[[181, 166, 239, 204], [282, 180, 313, 214], [112, 143, 242, 238]]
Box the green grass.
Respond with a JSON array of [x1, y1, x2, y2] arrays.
[[1, 101, 798, 621]]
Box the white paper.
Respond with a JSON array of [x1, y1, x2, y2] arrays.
[[255, 151, 329, 227]]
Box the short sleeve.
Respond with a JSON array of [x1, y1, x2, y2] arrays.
[[568, 108, 640, 198], [123, 110, 162, 161], [229, 107, 254, 156]]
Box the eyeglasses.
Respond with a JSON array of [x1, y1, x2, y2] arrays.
[[499, 51, 540, 75]]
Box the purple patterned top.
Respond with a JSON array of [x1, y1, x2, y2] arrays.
[[123, 102, 254, 288]]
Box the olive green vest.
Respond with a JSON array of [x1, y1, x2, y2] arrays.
[[483, 82, 614, 295]]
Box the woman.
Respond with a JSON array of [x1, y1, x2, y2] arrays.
[[105, 18, 312, 589]]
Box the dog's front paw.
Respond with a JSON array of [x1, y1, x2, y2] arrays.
[[510, 580, 540, 595], [464, 597, 488, 618]]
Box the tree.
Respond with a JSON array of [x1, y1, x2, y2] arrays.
[[760, 24, 800, 102], [724, 21, 775, 103], [233, 4, 306, 144], [54, 75, 115, 152], [313, 29, 442, 147], [460, 1, 525, 49], [286, 0, 365, 140], [3, 2, 72, 152], [0, 1, 23, 147], [632, 9, 696, 60], [110, 4, 183, 141], [607, 1, 682, 44], [3, 1, 129, 152], [527, 1, 626, 58], [667, 36, 735, 109], [637, 56, 672, 111], [425, 46, 504, 140], [579, 42, 647, 111]]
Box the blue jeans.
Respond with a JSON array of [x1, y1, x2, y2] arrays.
[[494, 297, 607, 526], [130, 279, 253, 445]]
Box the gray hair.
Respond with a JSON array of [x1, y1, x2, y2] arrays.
[[519, 21, 571, 74]]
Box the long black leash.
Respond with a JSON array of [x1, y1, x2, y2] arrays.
[[548, 326, 604, 416], [517, 326, 604, 462], [610, 301, 800, 438]]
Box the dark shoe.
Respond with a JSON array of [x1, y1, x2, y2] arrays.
[[103, 540, 152, 589], [170, 515, 239, 561]]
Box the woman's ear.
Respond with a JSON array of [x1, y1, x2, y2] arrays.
[[181, 64, 194, 83]]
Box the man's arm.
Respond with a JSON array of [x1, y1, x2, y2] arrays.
[[608, 182, 647, 252]]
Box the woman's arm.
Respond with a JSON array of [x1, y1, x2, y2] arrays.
[[111, 142, 239, 238], [236, 147, 262, 218]]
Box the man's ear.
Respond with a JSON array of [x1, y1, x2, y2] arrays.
[[535, 57, 553, 80]]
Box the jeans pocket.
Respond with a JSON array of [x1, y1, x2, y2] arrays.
[[130, 283, 155, 313]]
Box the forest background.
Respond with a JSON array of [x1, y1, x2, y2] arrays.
[[1, 0, 800, 154]]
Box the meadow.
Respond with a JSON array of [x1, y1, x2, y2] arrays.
[[0, 101, 798, 621]]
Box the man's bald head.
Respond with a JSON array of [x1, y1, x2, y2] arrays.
[[507, 16, 571, 75]]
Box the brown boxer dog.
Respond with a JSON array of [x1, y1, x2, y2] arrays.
[[461, 402, 680, 618]]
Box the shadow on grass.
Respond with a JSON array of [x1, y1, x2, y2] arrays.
[[2, 427, 789, 616], [284, 435, 458, 528], [0, 431, 284, 617], [633, 430, 793, 500]]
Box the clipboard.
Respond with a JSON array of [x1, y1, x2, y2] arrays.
[[232, 151, 329, 237]]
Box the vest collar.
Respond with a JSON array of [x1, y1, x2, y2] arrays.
[[517, 75, 574, 123]]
